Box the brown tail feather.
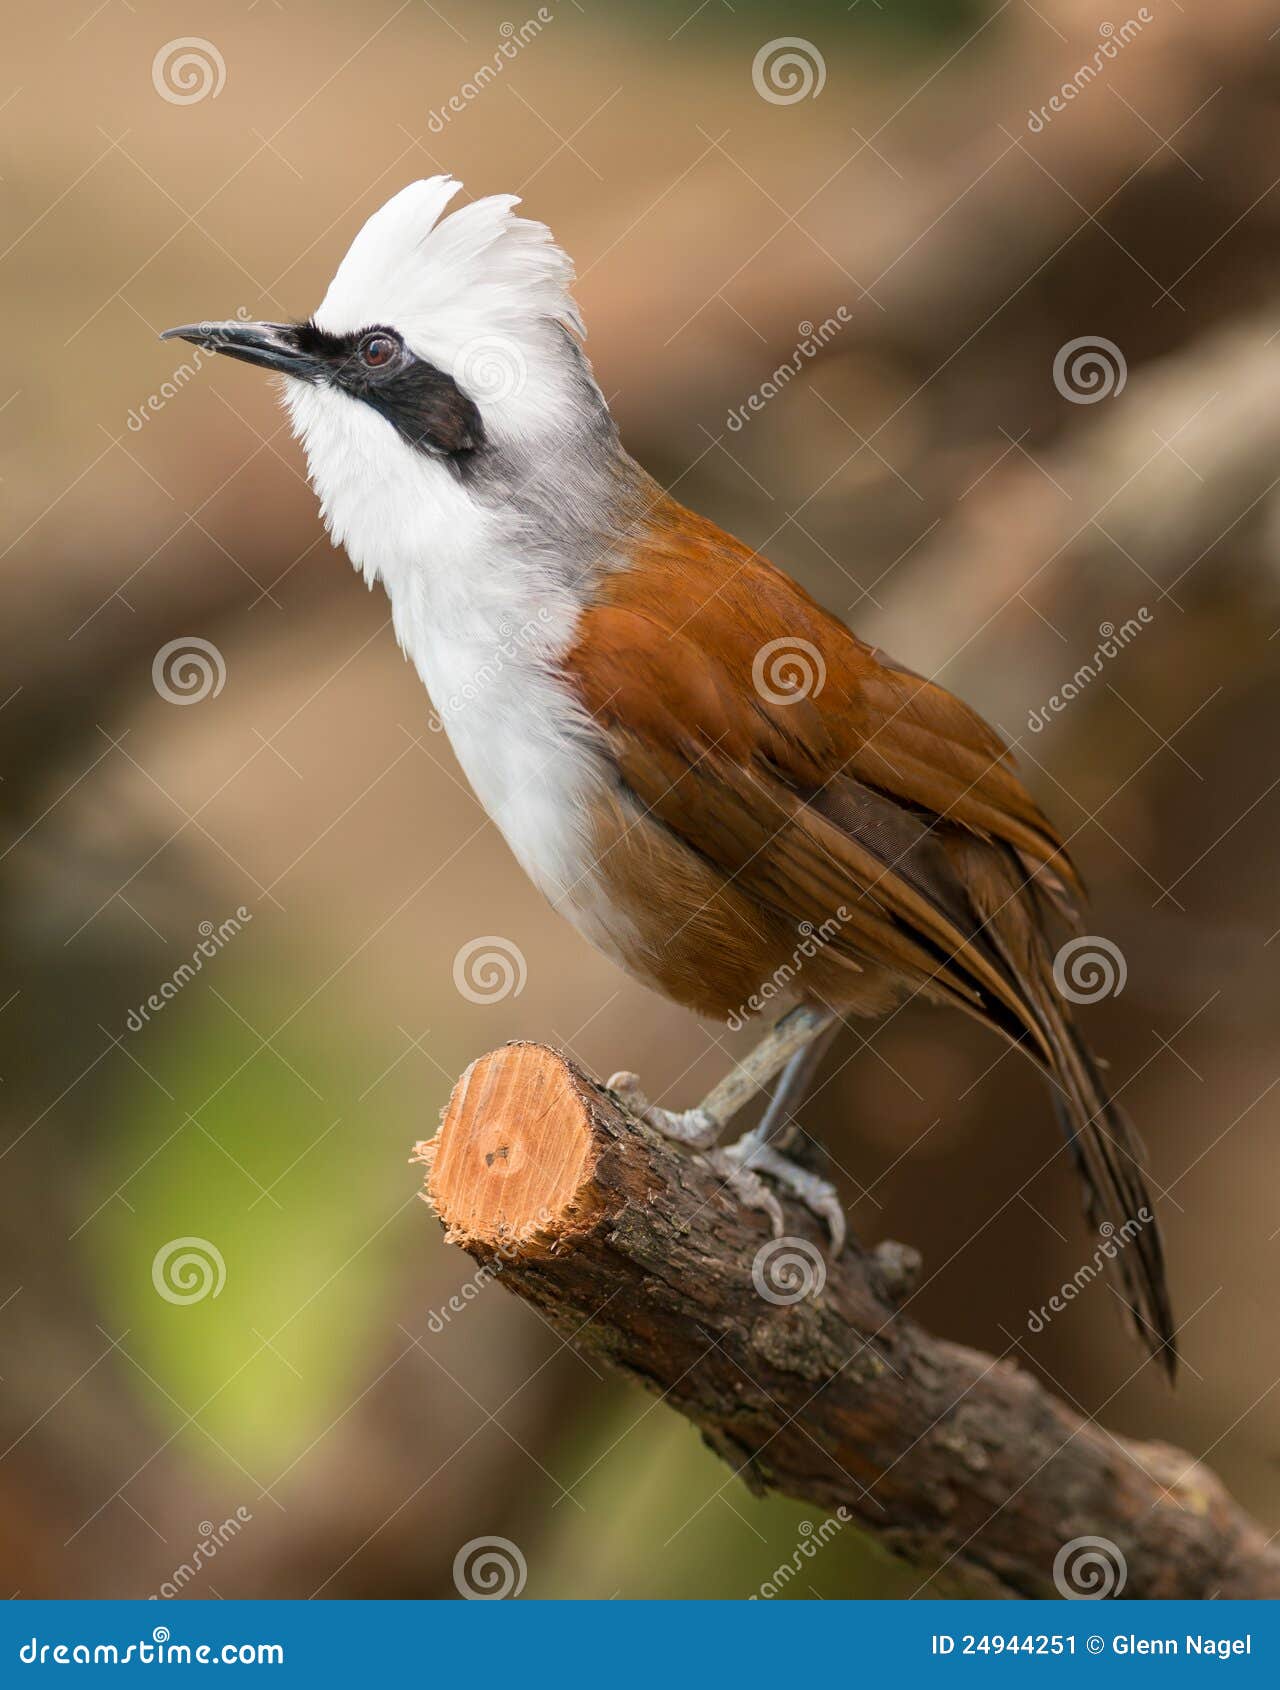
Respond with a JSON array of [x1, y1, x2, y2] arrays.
[[949, 846, 1177, 1378], [1041, 1012, 1177, 1380]]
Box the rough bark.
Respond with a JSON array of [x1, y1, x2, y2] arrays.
[[417, 1041, 1280, 1601]]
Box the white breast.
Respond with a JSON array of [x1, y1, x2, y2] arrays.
[[285, 379, 624, 942]]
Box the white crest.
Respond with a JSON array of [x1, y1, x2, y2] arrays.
[[315, 177, 582, 341], [307, 176, 584, 444]]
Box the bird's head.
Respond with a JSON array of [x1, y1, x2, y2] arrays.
[[162, 178, 613, 571]]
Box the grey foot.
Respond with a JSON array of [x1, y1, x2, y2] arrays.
[[704, 1133, 847, 1255], [607, 1071, 720, 1150]]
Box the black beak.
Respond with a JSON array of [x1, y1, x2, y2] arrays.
[[160, 320, 314, 377]]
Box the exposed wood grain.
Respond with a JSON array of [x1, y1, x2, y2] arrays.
[[416, 1042, 1280, 1600]]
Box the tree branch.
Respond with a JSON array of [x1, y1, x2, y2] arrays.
[[414, 1042, 1280, 1600]]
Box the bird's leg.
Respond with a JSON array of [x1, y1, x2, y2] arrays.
[[607, 1004, 835, 1152], [706, 1017, 848, 1253], [751, 1020, 841, 1153]]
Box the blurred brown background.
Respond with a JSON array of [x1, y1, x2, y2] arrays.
[[3, 0, 1279, 1599]]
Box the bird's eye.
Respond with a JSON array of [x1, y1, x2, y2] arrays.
[[360, 333, 398, 369]]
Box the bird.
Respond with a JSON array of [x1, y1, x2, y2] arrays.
[[163, 176, 1176, 1378]]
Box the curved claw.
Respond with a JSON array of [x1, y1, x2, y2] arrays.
[[703, 1147, 785, 1237], [748, 1144, 848, 1256], [606, 1072, 720, 1150], [704, 1135, 847, 1255]]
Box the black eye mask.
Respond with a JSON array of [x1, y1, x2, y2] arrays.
[[293, 320, 485, 458]]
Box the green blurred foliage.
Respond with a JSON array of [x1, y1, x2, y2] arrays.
[[609, 0, 988, 43], [86, 968, 414, 1474], [534, 1405, 920, 1598]]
